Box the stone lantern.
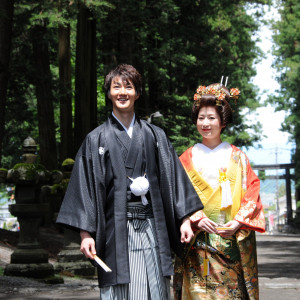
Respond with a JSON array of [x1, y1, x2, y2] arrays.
[[4, 137, 58, 279]]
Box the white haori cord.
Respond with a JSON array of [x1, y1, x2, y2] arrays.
[[128, 174, 150, 205], [220, 180, 232, 209]]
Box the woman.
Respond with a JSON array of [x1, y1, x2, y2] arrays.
[[173, 83, 265, 300]]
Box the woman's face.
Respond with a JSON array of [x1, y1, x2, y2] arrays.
[[197, 106, 224, 142]]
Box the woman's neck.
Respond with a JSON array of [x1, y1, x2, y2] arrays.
[[202, 138, 223, 150]]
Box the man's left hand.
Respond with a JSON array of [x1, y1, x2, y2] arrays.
[[180, 217, 194, 243]]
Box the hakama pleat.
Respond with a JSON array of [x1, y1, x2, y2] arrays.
[[100, 203, 170, 300]]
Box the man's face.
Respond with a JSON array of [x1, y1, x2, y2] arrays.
[[109, 76, 139, 114]]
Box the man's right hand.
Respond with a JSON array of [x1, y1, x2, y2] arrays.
[[80, 230, 96, 259]]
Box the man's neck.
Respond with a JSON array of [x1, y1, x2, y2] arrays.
[[112, 110, 135, 129]]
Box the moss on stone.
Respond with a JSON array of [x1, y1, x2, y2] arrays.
[[13, 163, 47, 181], [62, 158, 74, 166], [50, 179, 70, 194]]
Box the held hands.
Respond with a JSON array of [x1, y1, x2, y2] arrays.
[[180, 217, 194, 243], [217, 220, 242, 238], [80, 230, 96, 260], [196, 218, 242, 237], [197, 217, 218, 234]]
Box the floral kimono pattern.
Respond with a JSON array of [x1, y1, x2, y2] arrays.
[[174, 145, 265, 300]]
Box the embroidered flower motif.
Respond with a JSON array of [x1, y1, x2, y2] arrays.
[[215, 287, 229, 298], [219, 168, 227, 183]]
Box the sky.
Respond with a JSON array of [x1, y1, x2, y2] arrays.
[[242, 5, 294, 166]]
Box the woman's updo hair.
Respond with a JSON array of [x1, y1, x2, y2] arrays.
[[191, 83, 233, 132]]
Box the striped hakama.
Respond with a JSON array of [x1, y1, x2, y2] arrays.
[[100, 202, 170, 300]]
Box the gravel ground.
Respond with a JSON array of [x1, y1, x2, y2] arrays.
[[1, 229, 300, 299], [0, 275, 100, 300], [0, 228, 100, 299]]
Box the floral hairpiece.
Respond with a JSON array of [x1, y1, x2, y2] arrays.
[[193, 80, 240, 106]]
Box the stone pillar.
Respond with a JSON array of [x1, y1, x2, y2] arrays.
[[4, 137, 56, 279], [54, 158, 96, 277]]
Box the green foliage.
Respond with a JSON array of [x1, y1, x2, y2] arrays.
[[51, 178, 70, 194], [2, 1, 59, 168], [61, 158, 74, 167], [278, 182, 286, 198], [2, 0, 269, 167], [98, 0, 267, 152], [258, 169, 266, 180], [271, 0, 300, 191], [13, 163, 47, 181]]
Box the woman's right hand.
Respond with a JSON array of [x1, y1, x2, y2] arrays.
[[80, 230, 96, 259], [196, 217, 218, 234]]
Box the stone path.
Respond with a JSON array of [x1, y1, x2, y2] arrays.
[[1, 232, 300, 299]]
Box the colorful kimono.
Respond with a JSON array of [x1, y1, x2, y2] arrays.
[[174, 143, 265, 300]]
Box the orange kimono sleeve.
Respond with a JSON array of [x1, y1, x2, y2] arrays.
[[189, 210, 208, 231], [234, 155, 265, 233]]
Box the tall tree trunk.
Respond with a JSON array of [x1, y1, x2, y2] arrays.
[[58, 23, 73, 162], [74, 4, 97, 151], [0, 0, 14, 166], [294, 137, 300, 204], [31, 25, 58, 170]]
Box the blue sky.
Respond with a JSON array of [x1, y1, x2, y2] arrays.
[[242, 5, 294, 166]]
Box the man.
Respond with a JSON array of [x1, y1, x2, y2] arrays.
[[57, 64, 203, 299]]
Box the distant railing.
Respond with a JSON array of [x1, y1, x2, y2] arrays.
[[253, 163, 295, 225]]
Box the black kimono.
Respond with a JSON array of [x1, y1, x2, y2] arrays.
[[57, 115, 203, 287]]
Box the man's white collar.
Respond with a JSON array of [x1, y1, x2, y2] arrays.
[[112, 112, 135, 138]]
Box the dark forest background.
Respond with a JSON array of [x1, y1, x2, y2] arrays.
[[0, 0, 278, 172]]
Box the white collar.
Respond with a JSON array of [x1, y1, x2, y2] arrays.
[[112, 112, 135, 138], [194, 141, 231, 153]]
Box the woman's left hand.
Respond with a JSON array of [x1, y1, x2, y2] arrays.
[[217, 220, 242, 238]]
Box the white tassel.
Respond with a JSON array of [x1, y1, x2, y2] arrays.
[[128, 176, 150, 205], [220, 180, 232, 208]]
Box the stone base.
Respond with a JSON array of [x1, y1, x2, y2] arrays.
[[10, 248, 49, 264], [4, 262, 54, 278], [54, 247, 96, 277], [56, 249, 88, 262], [54, 261, 96, 277]]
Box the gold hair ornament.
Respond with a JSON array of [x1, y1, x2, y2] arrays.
[[193, 78, 240, 106]]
